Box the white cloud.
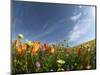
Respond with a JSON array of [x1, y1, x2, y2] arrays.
[[69, 30, 80, 41], [69, 25, 85, 42], [70, 13, 82, 21], [68, 18, 92, 42], [73, 25, 79, 30]]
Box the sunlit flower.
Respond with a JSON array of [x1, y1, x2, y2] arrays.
[[18, 34, 24, 39], [57, 59, 65, 64]]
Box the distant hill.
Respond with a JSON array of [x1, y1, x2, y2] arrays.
[[73, 39, 96, 48]]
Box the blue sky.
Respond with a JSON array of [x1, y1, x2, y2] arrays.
[[12, 1, 96, 46]]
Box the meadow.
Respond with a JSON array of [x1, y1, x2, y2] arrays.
[[12, 34, 96, 74]]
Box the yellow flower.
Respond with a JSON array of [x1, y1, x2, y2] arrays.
[[18, 34, 24, 39], [57, 59, 65, 64], [26, 40, 32, 46], [33, 41, 40, 51]]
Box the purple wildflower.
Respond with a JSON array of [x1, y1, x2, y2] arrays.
[[35, 61, 41, 68]]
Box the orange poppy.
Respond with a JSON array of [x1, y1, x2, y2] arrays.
[[77, 48, 81, 56], [44, 43, 48, 48], [43, 45, 55, 54], [47, 47, 51, 53], [15, 39, 20, 48], [31, 47, 36, 55], [31, 41, 41, 55], [50, 47, 55, 54], [43, 43, 49, 51], [34, 41, 41, 52], [16, 43, 26, 55], [17, 47, 23, 54], [31, 46, 38, 55], [21, 44, 27, 50]]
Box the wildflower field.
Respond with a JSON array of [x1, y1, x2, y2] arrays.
[[12, 34, 96, 74]]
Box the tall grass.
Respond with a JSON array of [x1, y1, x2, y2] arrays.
[[12, 34, 96, 74]]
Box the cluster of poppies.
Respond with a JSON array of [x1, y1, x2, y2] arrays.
[[12, 34, 56, 55], [12, 34, 96, 74]]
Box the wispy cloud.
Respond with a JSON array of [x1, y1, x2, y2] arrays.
[[33, 17, 68, 40], [70, 13, 82, 21], [41, 23, 49, 32], [69, 25, 85, 42], [68, 18, 92, 42], [34, 13, 82, 41]]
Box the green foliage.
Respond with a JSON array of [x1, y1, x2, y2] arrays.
[[12, 39, 96, 74]]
